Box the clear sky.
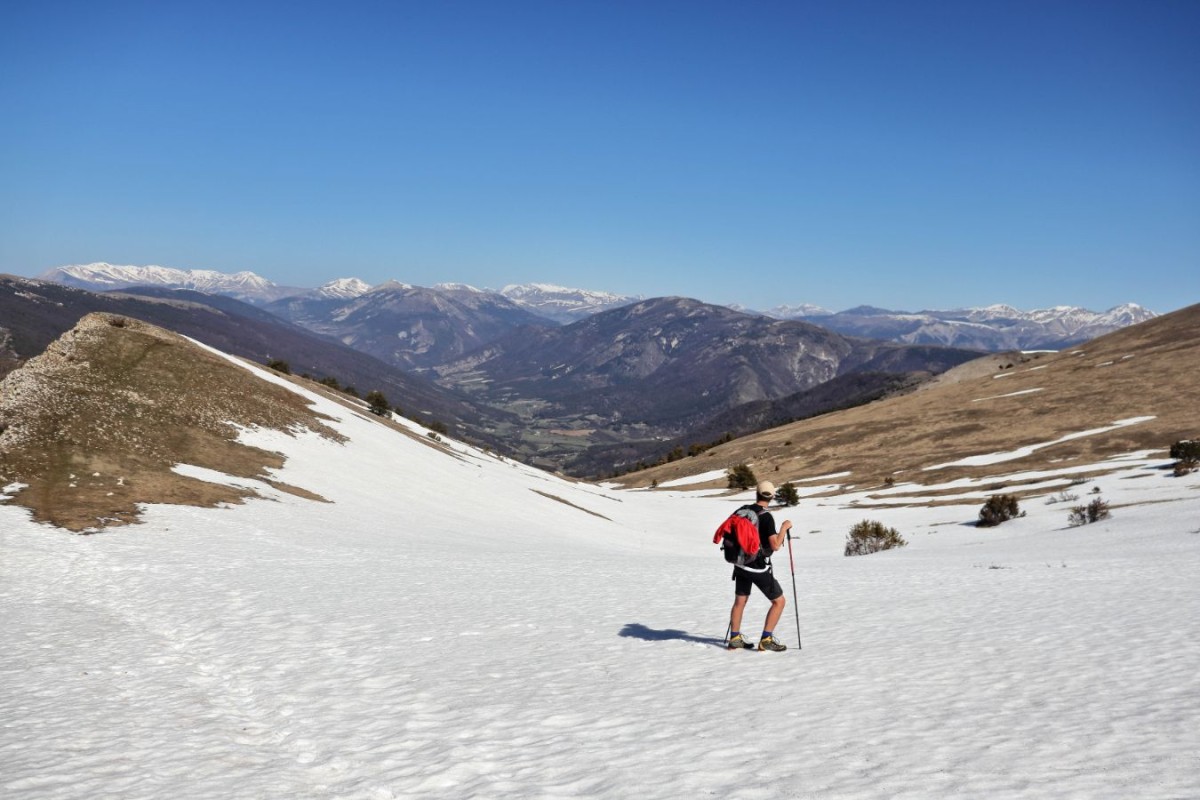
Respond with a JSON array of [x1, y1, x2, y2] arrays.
[[1, 0, 1196, 313]]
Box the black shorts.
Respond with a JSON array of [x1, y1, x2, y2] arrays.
[[734, 566, 783, 600]]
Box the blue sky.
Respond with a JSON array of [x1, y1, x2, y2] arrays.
[[1, 0, 1196, 313]]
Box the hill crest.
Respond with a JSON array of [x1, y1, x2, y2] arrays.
[[622, 302, 1200, 499]]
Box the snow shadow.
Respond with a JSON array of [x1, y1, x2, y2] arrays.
[[619, 623, 725, 646]]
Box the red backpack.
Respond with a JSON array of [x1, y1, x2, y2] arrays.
[[713, 505, 763, 568]]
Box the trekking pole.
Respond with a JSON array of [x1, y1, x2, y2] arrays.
[[723, 622, 731, 647], [786, 530, 802, 649]]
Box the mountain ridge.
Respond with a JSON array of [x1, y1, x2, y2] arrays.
[[434, 296, 983, 473], [623, 302, 1200, 492], [776, 302, 1158, 350], [35, 263, 1155, 350], [0, 275, 512, 445]]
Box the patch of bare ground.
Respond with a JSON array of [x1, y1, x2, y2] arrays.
[[530, 489, 611, 520], [0, 313, 343, 532], [624, 303, 1200, 498]]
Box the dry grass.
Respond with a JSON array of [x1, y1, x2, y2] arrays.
[[0, 313, 344, 532], [623, 303, 1200, 499]]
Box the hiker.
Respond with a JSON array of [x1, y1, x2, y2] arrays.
[[727, 481, 792, 651]]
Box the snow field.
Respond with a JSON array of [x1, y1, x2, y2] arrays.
[[2, 354, 1199, 798]]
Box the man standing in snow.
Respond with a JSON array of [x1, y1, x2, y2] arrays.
[[727, 481, 793, 652]]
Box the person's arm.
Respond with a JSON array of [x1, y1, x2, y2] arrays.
[[769, 519, 792, 552]]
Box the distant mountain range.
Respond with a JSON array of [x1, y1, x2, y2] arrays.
[[41, 262, 306, 303], [264, 281, 551, 370], [39, 263, 1155, 352], [768, 303, 1157, 351], [39, 264, 638, 323], [432, 296, 982, 473], [497, 282, 640, 323], [18, 262, 1162, 476]]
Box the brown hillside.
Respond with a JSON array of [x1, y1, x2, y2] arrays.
[[0, 313, 343, 532], [623, 303, 1200, 501]]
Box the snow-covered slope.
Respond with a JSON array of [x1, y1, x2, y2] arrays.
[[2, 339, 1197, 798]]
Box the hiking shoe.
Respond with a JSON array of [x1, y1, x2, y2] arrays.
[[727, 633, 751, 650], [757, 635, 787, 652]]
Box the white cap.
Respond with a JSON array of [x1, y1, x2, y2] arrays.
[[756, 481, 775, 499]]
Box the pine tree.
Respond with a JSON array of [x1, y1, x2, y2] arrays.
[[727, 463, 756, 490], [775, 482, 800, 507]]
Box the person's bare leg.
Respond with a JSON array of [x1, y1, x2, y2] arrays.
[[730, 594, 748, 634], [764, 594, 786, 635]]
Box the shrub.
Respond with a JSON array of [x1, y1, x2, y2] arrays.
[[1046, 490, 1079, 505], [1170, 440, 1199, 476], [1068, 497, 1111, 527], [365, 390, 390, 416], [267, 359, 291, 374], [1169, 439, 1200, 461], [845, 519, 907, 557], [727, 463, 757, 490], [318, 376, 341, 390], [775, 482, 799, 507], [978, 494, 1021, 527]]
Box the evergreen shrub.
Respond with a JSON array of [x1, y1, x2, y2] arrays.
[[845, 519, 907, 557], [775, 482, 799, 507], [727, 463, 756, 490], [366, 390, 390, 416], [1170, 440, 1199, 476], [978, 494, 1021, 527]]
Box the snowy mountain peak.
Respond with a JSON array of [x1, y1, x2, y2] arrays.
[[789, 302, 1159, 351], [367, 280, 413, 293], [762, 303, 833, 318], [38, 262, 292, 303], [499, 283, 639, 323], [502, 282, 582, 296], [969, 303, 1022, 317], [315, 278, 371, 299], [434, 282, 484, 293], [1098, 303, 1157, 326]]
